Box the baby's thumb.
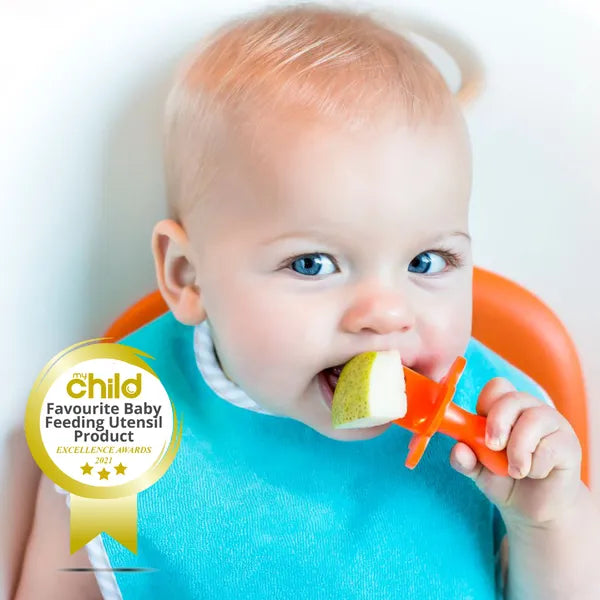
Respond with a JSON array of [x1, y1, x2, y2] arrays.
[[450, 441, 516, 507], [450, 442, 481, 480]]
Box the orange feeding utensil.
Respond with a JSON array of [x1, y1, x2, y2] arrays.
[[397, 357, 509, 477]]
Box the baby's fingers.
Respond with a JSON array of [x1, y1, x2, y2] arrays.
[[528, 429, 581, 479], [508, 409, 581, 479], [504, 405, 562, 478], [476, 377, 517, 417], [483, 386, 542, 451]]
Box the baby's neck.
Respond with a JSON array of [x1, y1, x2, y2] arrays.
[[214, 349, 234, 383]]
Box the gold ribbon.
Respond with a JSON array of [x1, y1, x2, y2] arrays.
[[70, 494, 137, 554]]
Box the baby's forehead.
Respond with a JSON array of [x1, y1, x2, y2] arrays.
[[188, 111, 471, 252], [235, 108, 470, 196]]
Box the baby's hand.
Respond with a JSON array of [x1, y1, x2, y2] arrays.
[[450, 377, 583, 527]]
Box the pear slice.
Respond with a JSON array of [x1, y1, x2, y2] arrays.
[[331, 350, 407, 429]]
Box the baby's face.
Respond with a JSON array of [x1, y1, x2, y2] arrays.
[[184, 110, 473, 441]]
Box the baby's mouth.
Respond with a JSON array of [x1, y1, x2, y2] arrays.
[[318, 365, 344, 409]]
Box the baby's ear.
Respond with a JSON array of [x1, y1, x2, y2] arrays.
[[151, 219, 206, 325]]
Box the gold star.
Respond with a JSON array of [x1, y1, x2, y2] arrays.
[[98, 468, 110, 480], [114, 462, 127, 475], [80, 462, 93, 475]]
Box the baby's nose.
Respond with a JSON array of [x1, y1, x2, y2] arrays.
[[340, 285, 416, 336]]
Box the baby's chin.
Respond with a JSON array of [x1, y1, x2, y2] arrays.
[[315, 420, 394, 442], [303, 390, 395, 442], [277, 391, 394, 441]]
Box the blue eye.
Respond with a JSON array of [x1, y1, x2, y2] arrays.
[[408, 251, 448, 274], [288, 253, 337, 277]]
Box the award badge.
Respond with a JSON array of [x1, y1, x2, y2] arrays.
[[24, 339, 182, 553]]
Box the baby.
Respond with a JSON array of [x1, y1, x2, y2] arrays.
[[16, 4, 599, 600]]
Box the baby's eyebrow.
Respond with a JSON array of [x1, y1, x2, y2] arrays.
[[261, 229, 471, 246], [259, 229, 339, 246], [431, 231, 472, 243]]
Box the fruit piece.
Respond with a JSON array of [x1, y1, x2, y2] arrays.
[[331, 350, 407, 429]]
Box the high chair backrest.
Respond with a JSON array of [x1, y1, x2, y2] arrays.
[[471, 268, 589, 484], [104, 266, 589, 485]]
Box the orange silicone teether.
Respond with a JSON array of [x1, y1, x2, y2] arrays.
[[394, 357, 509, 477]]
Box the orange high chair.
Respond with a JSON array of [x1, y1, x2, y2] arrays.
[[104, 266, 590, 485]]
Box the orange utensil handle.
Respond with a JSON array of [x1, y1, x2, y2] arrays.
[[438, 402, 509, 477]]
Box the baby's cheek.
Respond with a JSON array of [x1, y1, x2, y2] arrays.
[[211, 295, 309, 397], [420, 297, 471, 373]]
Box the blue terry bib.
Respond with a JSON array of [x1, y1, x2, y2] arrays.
[[101, 312, 548, 599]]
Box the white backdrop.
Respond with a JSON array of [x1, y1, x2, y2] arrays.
[[2, 0, 599, 597]]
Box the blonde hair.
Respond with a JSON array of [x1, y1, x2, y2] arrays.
[[163, 3, 482, 220]]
